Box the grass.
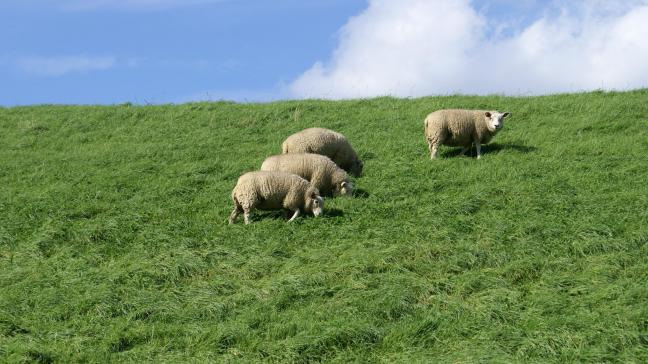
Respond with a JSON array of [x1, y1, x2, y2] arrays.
[[1, 90, 647, 362]]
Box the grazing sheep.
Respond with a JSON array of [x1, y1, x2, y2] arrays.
[[260, 153, 353, 197], [229, 171, 324, 224], [282, 127, 363, 177], [424, 109, 510, 159]]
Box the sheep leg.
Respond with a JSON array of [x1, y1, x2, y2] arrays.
[[228, 208, 240, 224], [475, 142, 482, 159], [287, 209, 300, 222], [229, 197, 243, 224], [243, 209, 252, 225], [460, 146, 470, 156], [431, 145, 439, 159], [427, 140, 439, 159]]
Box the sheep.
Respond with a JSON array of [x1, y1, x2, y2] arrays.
[[260, 153, 353, 197], [424, 109, 510, 159], [281, 127, 363, 177], [228, 171, 324, 224]]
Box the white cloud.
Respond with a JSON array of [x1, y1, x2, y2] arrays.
[[16, 56, 117, 76], [290, 0, 648, 98]]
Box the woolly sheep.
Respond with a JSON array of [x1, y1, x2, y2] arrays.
[[260, 153, 353, 197], [229, 171, 324, 224], [281, 127, 363, 177], [424, 109, 510, 159]]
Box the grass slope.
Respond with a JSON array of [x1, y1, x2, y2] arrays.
[[1, 90, 647, 363]]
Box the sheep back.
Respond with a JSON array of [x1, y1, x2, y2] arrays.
[[282, 127, 362, 177], [260, 153, 349, 196], [424, 109, 495, 147], [232, 171, 315, 211]]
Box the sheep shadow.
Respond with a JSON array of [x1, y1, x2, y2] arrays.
[[234, 207, 344, 223], [361, 151, 377, 160], [353, 188, 370, 198], [441, 143, 537, 158], [265, 208, 344, 220], [483, 143, 537, 154], [324, 208, 345, 218], [239, 210, 286, 223]]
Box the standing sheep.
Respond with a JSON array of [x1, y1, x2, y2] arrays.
[[229, 171, 324, 224], [424, 109, 510, 159], [282, 127, 363, 177], [260, 153, 353, 197]]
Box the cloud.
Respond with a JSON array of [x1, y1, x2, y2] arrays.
[[290, 0, 648, 98], [16, 56, 117, 76]]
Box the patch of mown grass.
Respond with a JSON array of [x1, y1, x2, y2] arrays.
[[1, 90, 647, 362]]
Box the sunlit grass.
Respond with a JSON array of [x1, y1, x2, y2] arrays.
[[1, 90, 647, 362]]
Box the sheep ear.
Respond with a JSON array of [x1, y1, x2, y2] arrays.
[[341, 182, 347, 188], [485, 112, 492, 118], [502, 112, 510, 118]]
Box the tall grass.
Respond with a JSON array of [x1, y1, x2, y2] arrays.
[[1, 90, 647, 362]]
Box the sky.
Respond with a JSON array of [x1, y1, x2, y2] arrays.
[[2, 0, 648, 105]]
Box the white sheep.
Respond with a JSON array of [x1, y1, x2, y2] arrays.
[[424, 109, 510, 159], [260, 153, 353, 197], [229, 171, 324, 224], [281, 127, 363, 177]]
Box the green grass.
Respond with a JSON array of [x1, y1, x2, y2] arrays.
[[1, 90, 647, 363]]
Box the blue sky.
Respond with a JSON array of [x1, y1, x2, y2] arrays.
[[2, 0, 648, 105], [1, 0, 366, 105]]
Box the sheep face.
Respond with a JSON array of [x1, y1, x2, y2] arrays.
[[350, 159, 363, 177], [484, 112, 510, 132], [334, 181, 354, 197], [304, 189, 324, 217]]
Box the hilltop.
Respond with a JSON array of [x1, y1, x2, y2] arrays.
[[1, 90, 647, 362]]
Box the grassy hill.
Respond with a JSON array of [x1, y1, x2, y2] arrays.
[[1, 90, 647, 362]]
